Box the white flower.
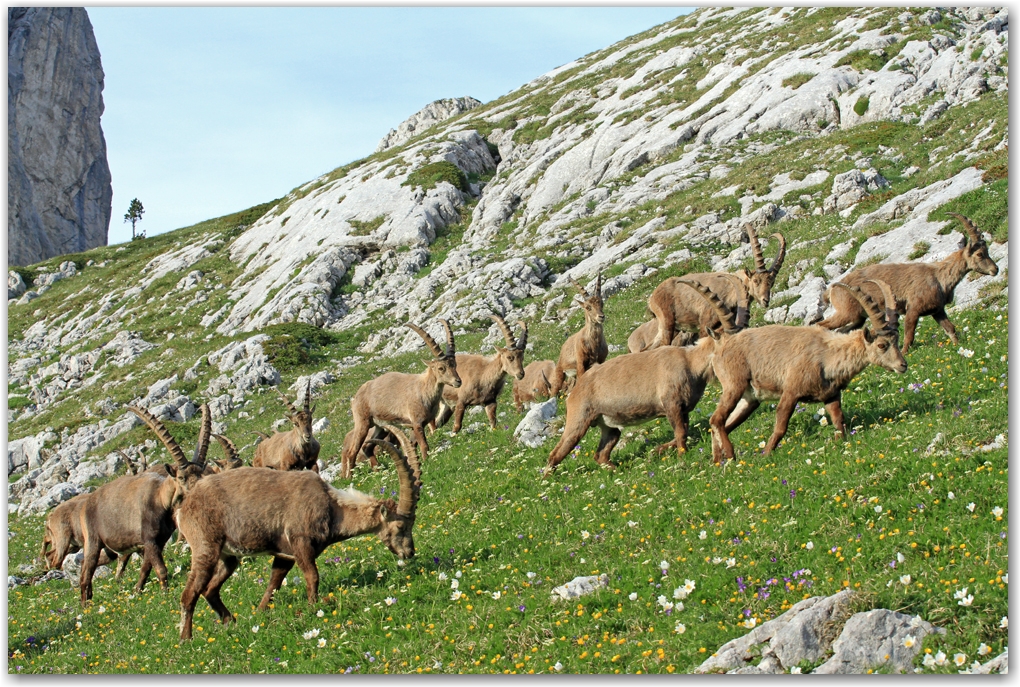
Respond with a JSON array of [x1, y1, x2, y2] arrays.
[[97, 606, 106, 614], [673, 586, 688, 600], [684, 579, 696, 594], [581, 530, 590, 540], [958, 347, 974, 358], [316, 609, 325, 618], [947, 492, 955, 500], [628, 520, 638, 528], [874, 505, 883, 513], [450, 579, 459, 590], [978, 643, 992, 656], [790, 666, 802, 674], [252, 625, 260, 633], [900, 574, 912, 586], [433, 660, 443, 669], [953, 653, 967, 667], [674, 622, 686, 634], [526, 572, 537, 580], [660, 560, 670, 571], [699, 530, 707, 540], [384, 597, 396, 606], [805, 458, 811, 465], [954, 587, 969, 600], [657, 595, 674, 612], [1000, 616, 1008, 629], [759, 441, 767, 449], [958, 594, 974, 607], [896, 552, 906, 563], [1003, 573, 1008, 584], [922, 653, 936, 667], [174, 565, 182, 574], [805, 541, 814, 550], [492, 591, 501, 600], [629, 592, 638, 601], [438, 572, 448, 581], [317, 638, 326, 648], [450, 590, 463, 601], [553, 662, 563, 672], [745, 617, 757, 629], [279, 661, 288, 668], [992, 506, 1004, 518], [712, 557, 723, 565], [376, 570, 385, 579], [819, 416, 828, 426], [455, 571, 462, 578], [903, 635, 917, 649], [934, 651, 948, 666], [303, 628, 320, 640], [967, 502, 976, 512], [726, 558, 737, 568]]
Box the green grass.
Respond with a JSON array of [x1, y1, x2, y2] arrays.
[[403, 161, 469, 193], [782, 73, 816, 90]]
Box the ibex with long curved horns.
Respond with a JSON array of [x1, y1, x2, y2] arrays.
[[252, 380, 320, 471], [77, 404, 213, 604], [815, 213, 999, 353], [648, 224, 786, 344], [705, 278, 906, 464], [434, 316, 528, 433], [341, 319, 459, 478], [550, 273, 608, 397]]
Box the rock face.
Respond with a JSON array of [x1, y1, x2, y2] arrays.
[[376, 97, 483, 153], [8, 7, 112, 267]]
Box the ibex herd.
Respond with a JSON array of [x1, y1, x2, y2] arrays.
[[37, 213, 995, 642]]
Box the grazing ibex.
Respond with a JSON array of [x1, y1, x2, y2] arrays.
[[252, 380, 320, 472], [513, 359, 555, 411], [77, 404, 213, 604], [341, 319, 459, 478], [626, 319, 699, 353], [550, 274, 608, 397], [815, 213, 999, 353], [175, 436, 420, 640], [434, 316, 527, 433], [648, 224, 786, 344], [41, 494, 129, 577], [706, 279, 906, 464], [544, 280, 748, 476]]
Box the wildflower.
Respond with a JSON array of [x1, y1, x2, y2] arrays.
[[957, 594, 974, 607], [684, 579, 696, 594], [699, 530, 707, 540], [992, 506, 1004, 518], [675, 622, 686, 634], [526, 572, 537, 579], [900, 574, 911, 586], [316, 609, 325, 617], [384, 597, 396, 606], [947, 492, 955, 500], [252, 625, 260, 633], [660, 560, 670, 571], [492, 591, 501, 600], [954, 653, 967, 667], [628, 521, 638, 528], [376, 571, 385, 579], [450, 591, 463, 601], [98, 606, 106, 614], [1000, 617, 1008, 629], [958, 347, 974, 358], [897, 552, 905, 563], [174, 565, 182, 574], [790, 667, 801, 674], [433, 660, 443, 669], [819, 416, 828, 426], [581, 530, 590, 540], [922, 653, 936, 668], [934, 651, 948, 666], [874, 505, 883, 513], [673, 586, 688, 600], [726, 558, 737, 569], [279, 661, 288, 668], [745, 617, 757, 629], [553, 662, 563, 672], [451, 579, 459, 590], [805, 541, 814, 550], [438, 572, 448, 581], [1003, 573, 1008, 584], [978, 643, 992, 656], [657, 595, 674, 612], [967, 503, 976, 512], [629, 593, 638, 601], [903, 635, 916, 649], [318, 638, 327, 648], [455, 571, 462, 578], [518, 604, 526, 612]]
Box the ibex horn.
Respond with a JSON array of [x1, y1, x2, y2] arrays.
[[117, 449, 136, 475], [376, 422, 421, 481], [304, 377, 312, 414], [864, 279, 899, 333], [769, 232, 787, 276], [947, 212, 982, 246], [595, 271, 603, 297], [211, 434, 240, 466], [679, 279, 740, 335], [275, 386, 299, 416], [365, 434, 420, 518], [193, 403, 211, 467], [127, 405, 189, 468], [404, 322, 444, 359], [439, 318, 455, 358], [515, 320, 528, 351], [746, 223, 767, 273], [490, 315, 516, 348], [832, 282, 886, 333], [568, 276, 590, 299], [717, 273, 751, 330]]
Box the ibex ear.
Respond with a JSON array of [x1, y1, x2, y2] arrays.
[[379, 502, 389, 519], [165, 464, 177, 478]]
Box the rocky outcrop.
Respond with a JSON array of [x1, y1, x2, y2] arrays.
[[8, 7, 112, 267], [377, 97, 483, 152]]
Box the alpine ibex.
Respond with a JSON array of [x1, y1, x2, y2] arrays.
[[815, 213, 999, 353], [41, 494, 129, 577], [175, 437, 420, 640], [434, 316, 527, 433], [648, 224, 786, 344], [626, 318, 699, 353], [513, 359, 555, 411], [341, 320, 459, 479], [544, 279, 748, 476], [252, 380, 320, 471], [550, 273, 608, 397], [77, 404, 213, 604], [706, 279, 906, 464]]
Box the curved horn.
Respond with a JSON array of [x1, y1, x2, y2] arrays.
[[117, 449, 136, 475], [746, 224, 767, 273], [211, 434, 240, 466], [947, 212, 982, 246], [365, 435, 420, 518], [439, 318, 455, 358], [127, 405, 188, 468], [193, 403, 211, 466], [679, 279, 739, 335], [769, 232, 787, 276], [376, 422, 421, 482], [275, 386, 298, 416], [304, 377, 312, 413], [515, 320, 528, 351], [404, 322, 443, 358], [831, 282, 885, 332], [864, 279, 898, 333], [490, 315, 516, 348], [595, 271, 603, 297], [568, 276, 590, 299], [717, 273, 751, 330]]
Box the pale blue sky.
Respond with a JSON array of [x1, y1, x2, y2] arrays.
[[86, 7, 693, 244]]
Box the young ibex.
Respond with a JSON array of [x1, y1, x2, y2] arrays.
[[175, 436, 421, 641], [626, 319, 699, 353], [815, 213, 999, 353], [544, 279, 748, 476], [77, 404, 212, 604], [648, 224, 786, 344], [41, 494, 129, 577], [433, 316, 527, 433], [252, 380, 320, 472], [341, 319, 459, 479], [705, 278, 906, 464], [550, 274, 608, 397], [512, 359, 555, 411]]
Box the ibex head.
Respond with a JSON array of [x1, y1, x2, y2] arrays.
[[833, 279, 907, 374], [949, 213, 999, 277], [569, 273, 605, 325], [277, 379, 315, 443], [364, 428, 421, 560], [739, 224, 787, 308], [208, 433, 244, 473], [491, 315, 527, 380], [406, 319, 461, 388], [128, 403, 211, 503]]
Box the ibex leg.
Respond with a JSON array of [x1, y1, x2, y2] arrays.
[[202, 556, 239, 624], [340, 423, 370, 479], [434, 402, 453, 430], [594, 419, 621, 468], [79, 536, 102, 605], [412, 424, 430, 463], [484, 402, 498, 429], [764, 393, 799, 454], [901, 309, 921, 354], [113, 552, 130, 580], [665, 406, 690, 456], [723, 392, 760, 433], [549, 365, 566, 398], [545, 413, 593, 476], [710, 387, 746, 464], [292, 540, 321, 604], [258, 557, 295, 611], [179, 549, 219, 640], [932, 307, 957, 345], [136, 541, 169, 592], [825, 397, 845, 439], [452, 403, 467, 433], [652, 305, 675, 349]]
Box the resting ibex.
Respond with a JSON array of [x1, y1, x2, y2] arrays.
[[77, 404, 213, 604], [513, 359, 555, 411], [41, 494, 129, 577], [434, 316, 527, 432], [544, 280, 748, 476], [341, 320, 459, 478], [550, 274, 608, 397], [815, 213, 999, 353], [175, 436, 420, 640], [706, 279, 906, 464], [627, 319, 699, 353], [648, 224, 786, 344], [252, 380, 320, 471]]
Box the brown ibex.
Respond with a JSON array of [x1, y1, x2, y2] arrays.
[[341, 319, 459, 478], [706, 279, 906, 464], [513, 359, 555, 411], [252, 380, 320, 472], [175, 436, 420, 641], [544, 279, 749, 476], [626, 318, 699, 353], [550, 273, 608, 397], [815, 213, 999, 353], [433, 316, 527, 433], [648, 224, 786, 344], [41, 494, 129, 578], [77, 404, 213, 604]]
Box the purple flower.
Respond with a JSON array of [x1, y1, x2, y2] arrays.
[[790, 490, 797, 499], [782, 479, 787, 486], [518, 604, 527, 612], [518, 534, 524, 539], [743, 608, 752, 617], [434, 556, 440, 564]]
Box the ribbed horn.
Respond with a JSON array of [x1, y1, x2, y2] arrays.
[[832, 282, 885, 332], [211, 434, 240, 466], [304, 377, 312, 413], [193, 403, 211, 466], [275, 386, 298, 416], [117, 449, 136, 475], [947, 212, 982, 246], [365, 435, 420, 518], [679, 279, 739, 335], [128, 405, 188, 468], [769, 232, 787, 276], [717, 273, 750, 330], [595, 271, 603, 298], [404, 322, 443, 358], [490, 315, 516, 348], [864, 279, 898, 333], [440, 318, 455, 358], [376, 422, 421, 482], [515, 320, 528, 351], [568, 276, 590, 299], [746, 224, 767, 273]]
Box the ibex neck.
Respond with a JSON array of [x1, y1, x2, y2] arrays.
[[823, 331, 871, 389], [584, 319, 604, 338], [935, 249, 970, 294]]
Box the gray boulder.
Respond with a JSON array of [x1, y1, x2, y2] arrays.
[[376, 96, 482, 153], [813, 609, 941, 674], [513, 398, 558, 448], [8, 270, 27, 300]]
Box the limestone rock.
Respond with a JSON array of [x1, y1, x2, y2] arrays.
[[376, 97, 483, 153], [813, 609, 941, 674], [513, 398, 558, 448], [8, 270, 27, 300], [550, 574, 608, 600], [822, 169, 889, 214]]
